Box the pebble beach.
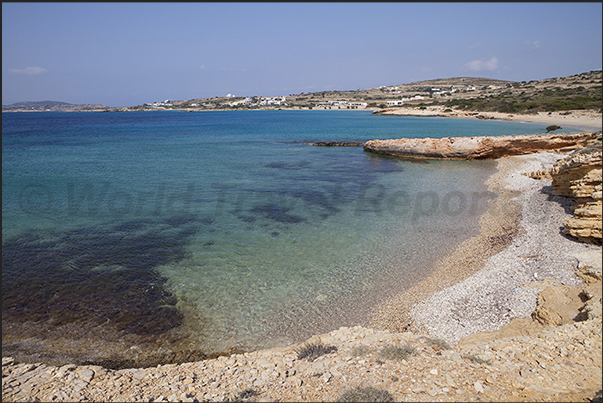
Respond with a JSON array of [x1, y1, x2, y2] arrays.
[[406, 153, 598, 338], [3, 152, 602, 402]]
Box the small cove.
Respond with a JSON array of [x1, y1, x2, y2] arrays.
[[2, 110, 572, 368]]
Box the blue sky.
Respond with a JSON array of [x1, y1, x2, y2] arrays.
[[2, 2, 602, 107]]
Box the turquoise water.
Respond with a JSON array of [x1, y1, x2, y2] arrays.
[[2, 110, 569, 367]]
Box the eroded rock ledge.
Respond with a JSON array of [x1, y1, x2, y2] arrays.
[[528, 146, 602, 244], [363, 131, 599, 160]]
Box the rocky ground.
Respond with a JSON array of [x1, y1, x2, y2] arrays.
[[2, 297, 601, 403], [3, 152, 602, 403]]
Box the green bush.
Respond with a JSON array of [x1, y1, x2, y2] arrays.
[[231, 388, 258, 401], [422, 337, 452, 350], [378, 344, 415, 361], [338, 386, 394, 402], [295, 341, 337, 362], [464, 354, 492, 365], [350, 345, 372, 357]]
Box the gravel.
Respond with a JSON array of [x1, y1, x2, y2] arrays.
[[410, 152, 601, 343]]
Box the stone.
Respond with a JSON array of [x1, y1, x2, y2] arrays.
[[532, 284, 585, 326], [320, 372, 332, 383], [77, 368, 95, 383]]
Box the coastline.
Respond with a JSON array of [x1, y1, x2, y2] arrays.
[[370, 154, 525, 333], [376, 106, 603, 131], [5, 106, 601, 133], [372, 152, 599, 341], [3, 152, 602, 402]]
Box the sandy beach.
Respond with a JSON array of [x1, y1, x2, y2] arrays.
[[3, 151, 602, 402], [377, 106, 603, 131]]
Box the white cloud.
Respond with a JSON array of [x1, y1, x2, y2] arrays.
[[9, 66, 48, 75], [526, 40, 541, 49], [469, 41, 485, 50], [198, 65, 207, 71], [463, 57, 499, 72]]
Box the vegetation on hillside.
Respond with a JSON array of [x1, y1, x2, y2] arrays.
[[439, 84, 602, 114]]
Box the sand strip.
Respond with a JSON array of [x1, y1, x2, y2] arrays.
[[377, 107, 603, 130], [370, 151, 601, 342]]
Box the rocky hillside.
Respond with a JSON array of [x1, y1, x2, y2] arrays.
[[6, 70, 600, 113], [284, 70, 601, 112]]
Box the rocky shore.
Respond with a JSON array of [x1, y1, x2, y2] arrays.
[[363, 131, 600, 160], [3, 147, 602, 402]]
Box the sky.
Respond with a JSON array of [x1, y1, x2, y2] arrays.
[[2, 2, 602, 107]]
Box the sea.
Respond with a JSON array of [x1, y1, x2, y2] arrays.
[[1, 110, 575, 368]]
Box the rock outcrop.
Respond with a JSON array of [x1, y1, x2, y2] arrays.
[[363, 131, 599, 160], [529, 146, 602, 244], [302, 141, 364, 146]]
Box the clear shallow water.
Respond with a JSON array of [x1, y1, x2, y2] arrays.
[[2, 110, 565, 367]]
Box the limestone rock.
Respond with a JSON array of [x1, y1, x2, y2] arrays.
[[572, 250, 603, 283], [549, 149, 602, 243], [363, 132, 599, 160], [531, 284, 585, 326]]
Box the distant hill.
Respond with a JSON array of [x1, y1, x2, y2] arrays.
[[2, 100, 109, 112], [4, 70, 601, 113], [402, 77, 512, 87]]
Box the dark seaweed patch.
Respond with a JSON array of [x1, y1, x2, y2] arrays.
[[265, 161, 311, 170], [2, 216, 202, 337], [250, 203, 306, 223]]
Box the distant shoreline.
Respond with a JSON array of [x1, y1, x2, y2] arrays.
[[4, 107, 601, 131]]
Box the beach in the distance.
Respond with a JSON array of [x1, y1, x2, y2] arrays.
[[377, 106, 602, 131]]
